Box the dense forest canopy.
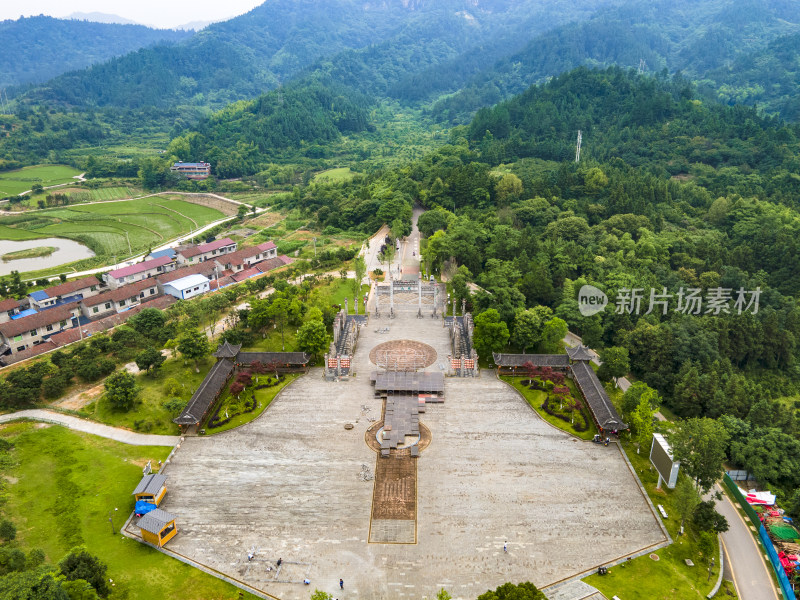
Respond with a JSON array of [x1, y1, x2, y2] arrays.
[[16, 0, 613, 111], [0, 15, 190, 89], [429, 0, 800, 123]]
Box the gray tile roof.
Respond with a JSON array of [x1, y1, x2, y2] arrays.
[[493, 353, 570, 367], [571, 360, 627, 431], [173, 359, 235, 426], [213, 341, 242, 359], [132, 473, 167, 496], [236, 352, 311, 365], [566, 344, 594, 362], [137, 508, 177, 535], [373, 371, 444, 393]]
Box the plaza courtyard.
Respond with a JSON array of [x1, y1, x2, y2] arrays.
[[149, 313, 666, 599]]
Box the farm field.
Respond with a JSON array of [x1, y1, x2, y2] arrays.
[[0, 422, 260, 600], [312, 167, 358, 183], [0, 164, 82, 197], [21, 185, 140, 208], [0, 197, 226, 259]]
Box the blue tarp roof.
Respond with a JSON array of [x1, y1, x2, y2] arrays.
[[135, 500, 157, 516], [11, 308, 37, 319], [147, 248, 176, 260], [29, 290, 49, 301]]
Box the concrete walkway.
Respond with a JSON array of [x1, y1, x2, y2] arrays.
[[0, 409, 179, 446]]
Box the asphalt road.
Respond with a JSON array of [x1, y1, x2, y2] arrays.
[[713, 484, 779, 600]]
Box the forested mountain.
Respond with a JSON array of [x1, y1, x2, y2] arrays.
[[430, 0, 800, 122], [700, 32, 800, 121], [18, 0, 617, 109], [167, 78, 373, 178], [0, 16, 190, 89]]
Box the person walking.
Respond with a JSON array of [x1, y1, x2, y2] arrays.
[[504, 541, 508, 553], [340, 578, 344, 589]]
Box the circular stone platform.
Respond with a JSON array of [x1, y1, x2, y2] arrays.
[[369, 340, 437, 369]]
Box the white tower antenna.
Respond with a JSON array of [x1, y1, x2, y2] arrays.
[[638, 58, 647, 74], [575, 130, 582, 163]]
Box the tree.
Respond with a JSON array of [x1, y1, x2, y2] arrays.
[[268, 298, 290, 351], [670, 418, 730, 493], [621, 382, 659, 418], [477, 582, 546, 600], [0, 519, 16, 542], [597, 346, 630, 382], [59, 548, 110, 598], [177, 329, 210, 373], [351, 255, 366, 312], [674, 476, 700, 529], [436, 589, 452, 600], [630, 393, 655, 454], [310, 590, 333, 600], [540, 317, 567, 354], [129, 308, 166, 338], [296, 320, 330, 359], [512, 306, 552, 353], [472, 309, 510, 360], [692, 500, 729, 533], [103, 370, 138, 412], [495, 172, 523, 205], [237, 205, 249, 220], [450, 265, 472, 311], [135, 347, 165, 375]]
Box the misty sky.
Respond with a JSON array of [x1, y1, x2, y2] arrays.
[[0, 0, 265, 29]]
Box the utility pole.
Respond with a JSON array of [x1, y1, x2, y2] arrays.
[[313, 237, 317, 257], [575, 130, 582, 163]]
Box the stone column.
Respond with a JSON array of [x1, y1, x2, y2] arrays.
[[345, 297, 349, 315]]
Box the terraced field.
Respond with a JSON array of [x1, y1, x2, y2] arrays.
[[22, 185, 139, 207], [0, 164, 81, 197], [0, 197, 227, 257]]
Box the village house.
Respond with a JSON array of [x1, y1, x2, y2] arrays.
[[0, 299, 23, 325], [80, 279, 161, 319], [162, 274, 211, 300], [27, 276, 102, 310], [104, 256, 176, 289], [176, 238, 237, 265], [0, 302, 82, 355]]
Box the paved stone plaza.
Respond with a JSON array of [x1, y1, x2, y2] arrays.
[[158, 314, 665, 599]]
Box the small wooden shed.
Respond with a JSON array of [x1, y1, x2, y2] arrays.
[[137, 508, 178, 547], [132, 473, 167, 506]]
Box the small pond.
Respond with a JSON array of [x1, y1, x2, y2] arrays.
[[0, 238, 95, 276]]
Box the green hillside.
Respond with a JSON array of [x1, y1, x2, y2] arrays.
[[0, 15, 190, 88]]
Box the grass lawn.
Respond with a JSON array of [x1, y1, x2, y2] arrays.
[[207, 373, 298, 435], [313, 278, 370, 311], [244, 328, 299, 353], [583, 438, 722, 600], [0, 164, 81, 197], [502, 375, 598, 440], [0, 422, 260, 599], [313, 167, 358, 184], [84, 357, 216, 435]]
